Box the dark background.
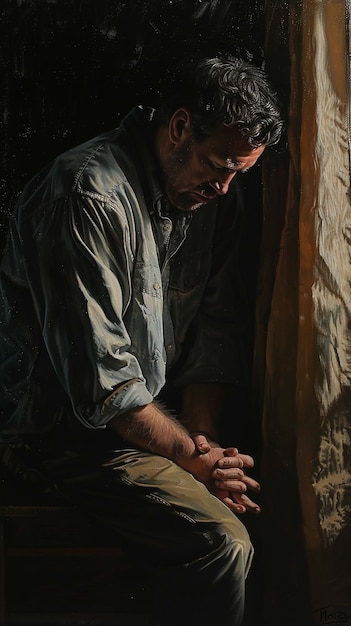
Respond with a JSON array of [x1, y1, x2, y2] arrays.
[[0, 0, 268, 243]]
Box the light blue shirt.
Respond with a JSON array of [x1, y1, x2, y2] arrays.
[[0, 106, 250, 440]]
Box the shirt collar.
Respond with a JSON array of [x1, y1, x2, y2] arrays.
[[118, 106, 193, 227], [118, 106, 165, 212]]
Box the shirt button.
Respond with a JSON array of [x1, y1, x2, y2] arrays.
[[153, 282, 160, 290], [163, 223, 171, 231], [166, 344, 173, 352]]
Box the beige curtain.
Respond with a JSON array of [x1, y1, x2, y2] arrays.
[[258, 1, 351, 624]]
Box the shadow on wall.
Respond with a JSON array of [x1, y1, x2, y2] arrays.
[[312, 387, 351, 600]]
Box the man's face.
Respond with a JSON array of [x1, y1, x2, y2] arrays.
[[159, 121, 265, 212]]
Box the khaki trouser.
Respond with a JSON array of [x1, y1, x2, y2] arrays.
[[38, 446, 253, 626]]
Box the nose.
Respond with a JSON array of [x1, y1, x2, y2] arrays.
[[209, 171, 236, 195]]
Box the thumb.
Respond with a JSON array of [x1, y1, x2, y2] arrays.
[[191, 433, 211, 454]]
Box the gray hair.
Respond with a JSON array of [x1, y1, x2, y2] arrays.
[[157, 55, 284, 147]]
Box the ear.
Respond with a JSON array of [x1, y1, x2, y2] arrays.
[[168, 108, 192, 146]]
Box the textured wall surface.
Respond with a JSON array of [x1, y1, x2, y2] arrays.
[[260, 1, 351, 624]]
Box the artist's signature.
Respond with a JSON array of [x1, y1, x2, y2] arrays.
[[314, 606, 351, 625]]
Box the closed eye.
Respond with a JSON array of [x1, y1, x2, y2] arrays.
[[209, 161, 252, 176], [209, 160, 236, 174]]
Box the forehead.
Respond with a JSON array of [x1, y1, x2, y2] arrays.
[[200, 125, 265, 165]]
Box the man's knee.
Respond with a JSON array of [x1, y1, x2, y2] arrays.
[[208, 522, 254, 579]]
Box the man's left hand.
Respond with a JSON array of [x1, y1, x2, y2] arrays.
[[191, 433, 261, 515]]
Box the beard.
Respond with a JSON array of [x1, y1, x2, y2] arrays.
[[159, 139, 215, 212], [165, 187, 206, 212]]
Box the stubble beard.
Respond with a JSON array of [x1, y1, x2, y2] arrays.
[[160, 139, 207, 212], [164, 185, 205, 212]]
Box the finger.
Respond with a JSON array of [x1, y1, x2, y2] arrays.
[[214, 473, 260, 493], [221, 496, 246, 514], [216, 455, 244, 469], [212, 467, 244, 480], [191, 434, 211, 454], [236, 453, 255, 468], [217, 453, 254, 469], [223, 447, 239, 457], [231, 492, 261, 515], [214, 478, 247, 493], [240, 475, 261, 492]]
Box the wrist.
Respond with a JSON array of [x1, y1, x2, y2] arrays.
[[172, 438, 201, 472]]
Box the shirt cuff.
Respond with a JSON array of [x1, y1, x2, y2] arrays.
[[100, 378, 154, 423]]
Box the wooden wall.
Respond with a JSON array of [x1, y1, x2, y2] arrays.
[[259, 2, 351, 624]]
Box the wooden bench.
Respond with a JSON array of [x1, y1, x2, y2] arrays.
[[0, 475, 151, 626]]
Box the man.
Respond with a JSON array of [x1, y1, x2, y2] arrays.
[[0, 56, 283, 625]]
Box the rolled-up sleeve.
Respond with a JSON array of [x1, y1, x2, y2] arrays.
[[18, 190, 153, 428]]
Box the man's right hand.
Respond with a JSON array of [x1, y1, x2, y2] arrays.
[[190, 434, 261, 515]]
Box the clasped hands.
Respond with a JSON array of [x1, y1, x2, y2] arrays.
[[191, 433, 261, 515]]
